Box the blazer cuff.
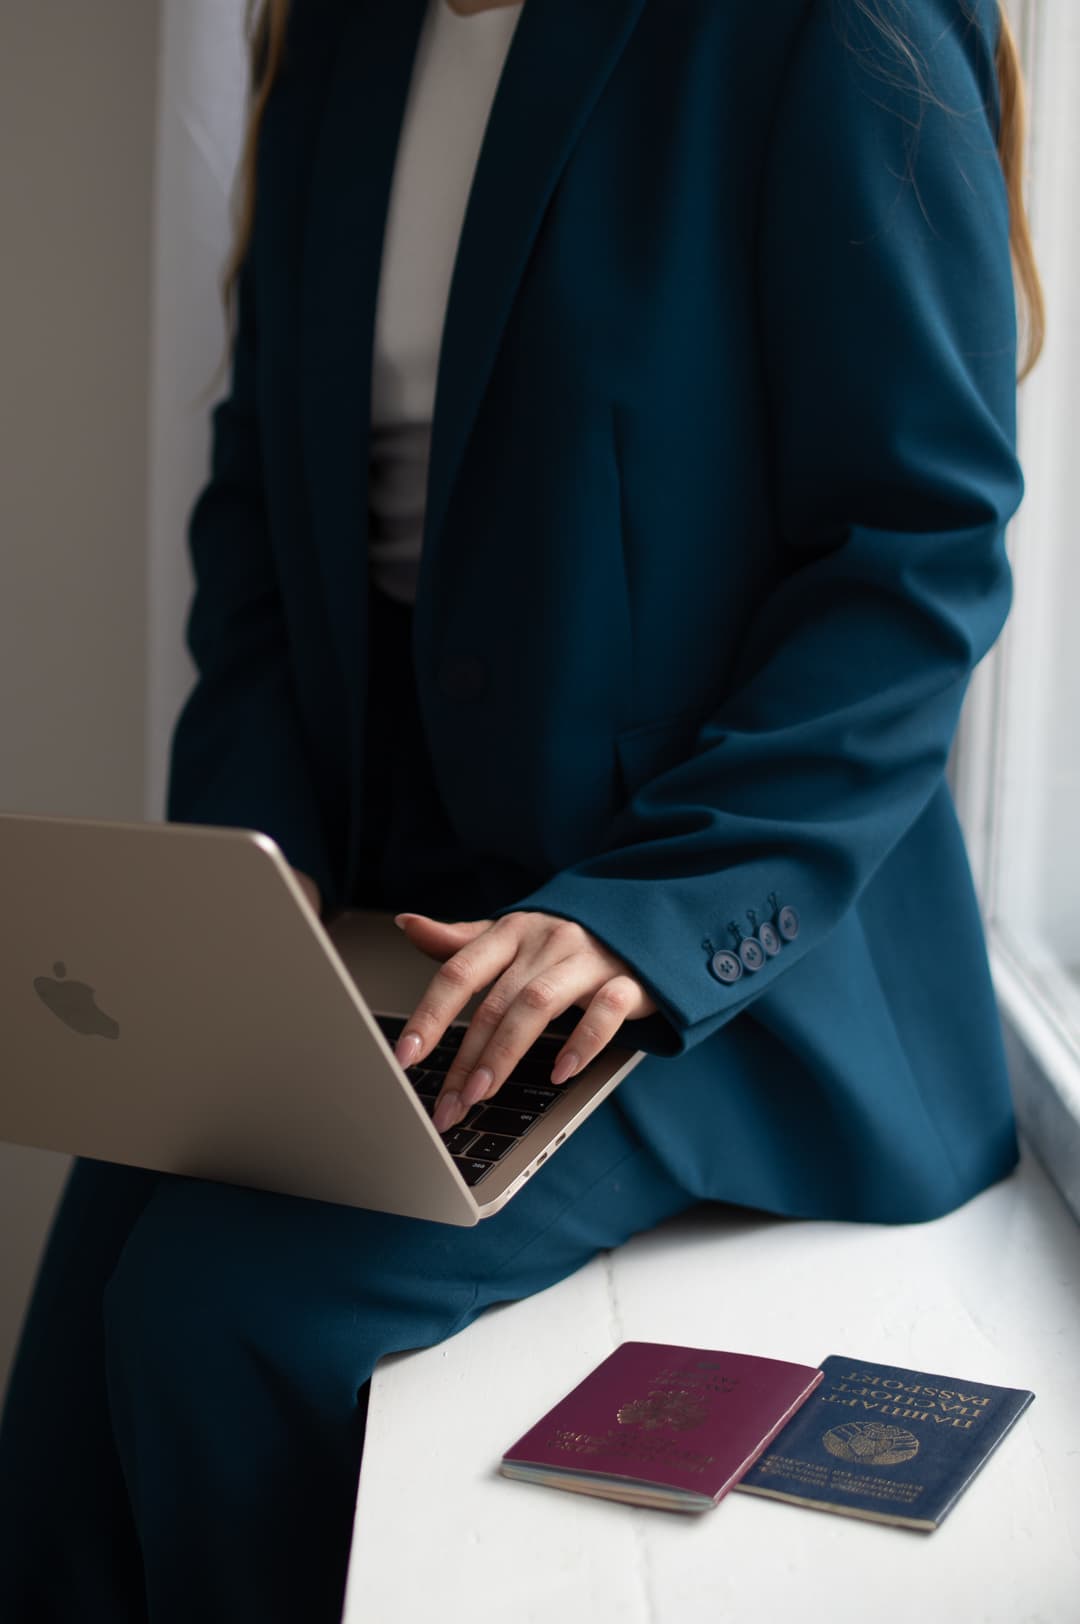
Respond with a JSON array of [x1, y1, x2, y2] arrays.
[[485, 865, 809, 1060]]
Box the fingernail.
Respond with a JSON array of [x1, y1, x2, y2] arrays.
[[433, 1093, 464, 1134], [461, 1066, 494, 1108], [551, 1051, 580, 1086], [395, 1032, 422, 1066]]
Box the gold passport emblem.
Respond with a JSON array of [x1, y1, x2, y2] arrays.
[[617, 1390, 708, 1432], [822, 1421, 921, 1467]]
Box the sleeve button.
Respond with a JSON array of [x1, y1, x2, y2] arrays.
[[757, 921, 782, 956], [739, 938, 766, 973], [777, 905, 800, 941], [710, 950, 744, 984]]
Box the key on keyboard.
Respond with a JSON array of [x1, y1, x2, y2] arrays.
[[374, 1013, 568, 1187]]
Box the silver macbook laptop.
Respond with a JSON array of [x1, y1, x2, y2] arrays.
[[0, 812, 646, 1225]]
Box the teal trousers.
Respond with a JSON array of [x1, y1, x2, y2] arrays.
[[0, 583, 699, 1622]]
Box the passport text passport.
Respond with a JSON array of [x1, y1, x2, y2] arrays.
[[735, 1354, 1034, 1529], [499, 1340, 824, 1512]]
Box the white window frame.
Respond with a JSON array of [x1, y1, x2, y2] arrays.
[[951, 0, 1080, 1224]]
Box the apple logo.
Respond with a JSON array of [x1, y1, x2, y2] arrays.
[[33, 961, 120, 1040]]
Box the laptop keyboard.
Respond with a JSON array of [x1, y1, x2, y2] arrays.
[[373, 1013, 567, 1189]]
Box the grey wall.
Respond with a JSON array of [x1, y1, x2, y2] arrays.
[[0, 3, 161, 1401], [146, 0, 247, 816]]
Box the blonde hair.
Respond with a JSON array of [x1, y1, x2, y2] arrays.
[[220, 0, 1044, 381], [221, 0, 289, 314], [845, 0, 1045, 380], [988, 4, 1046, 378]]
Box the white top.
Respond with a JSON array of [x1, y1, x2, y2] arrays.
[[368, 0, 525, 605]]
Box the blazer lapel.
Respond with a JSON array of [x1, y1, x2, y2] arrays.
[[299, 0, 430, 705], [300, 0, 647, 704]]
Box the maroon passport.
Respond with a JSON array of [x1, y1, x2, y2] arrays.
[[500, 1341, 824, 1512]]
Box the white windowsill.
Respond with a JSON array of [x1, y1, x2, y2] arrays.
[[346, 1146, 1080, 1623], [991, 928, 1080, 1227]]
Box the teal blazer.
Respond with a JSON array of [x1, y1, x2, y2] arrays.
[[167, 0, 1024, 1224]]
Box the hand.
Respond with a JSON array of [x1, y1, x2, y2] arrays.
[[390, 910, 659, 1135]]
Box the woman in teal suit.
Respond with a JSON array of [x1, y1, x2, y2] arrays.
[[0, 0, 1044, 1618]]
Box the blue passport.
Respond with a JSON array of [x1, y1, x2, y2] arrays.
[[734, 1355, 1034, 1530]]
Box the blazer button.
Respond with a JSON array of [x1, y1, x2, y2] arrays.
[[710, 949, 744, 985], [777, 905, 800, 942], [738, 937, 766, 973], [757, 921, 782, 957], [438, 654, 489, 701]]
